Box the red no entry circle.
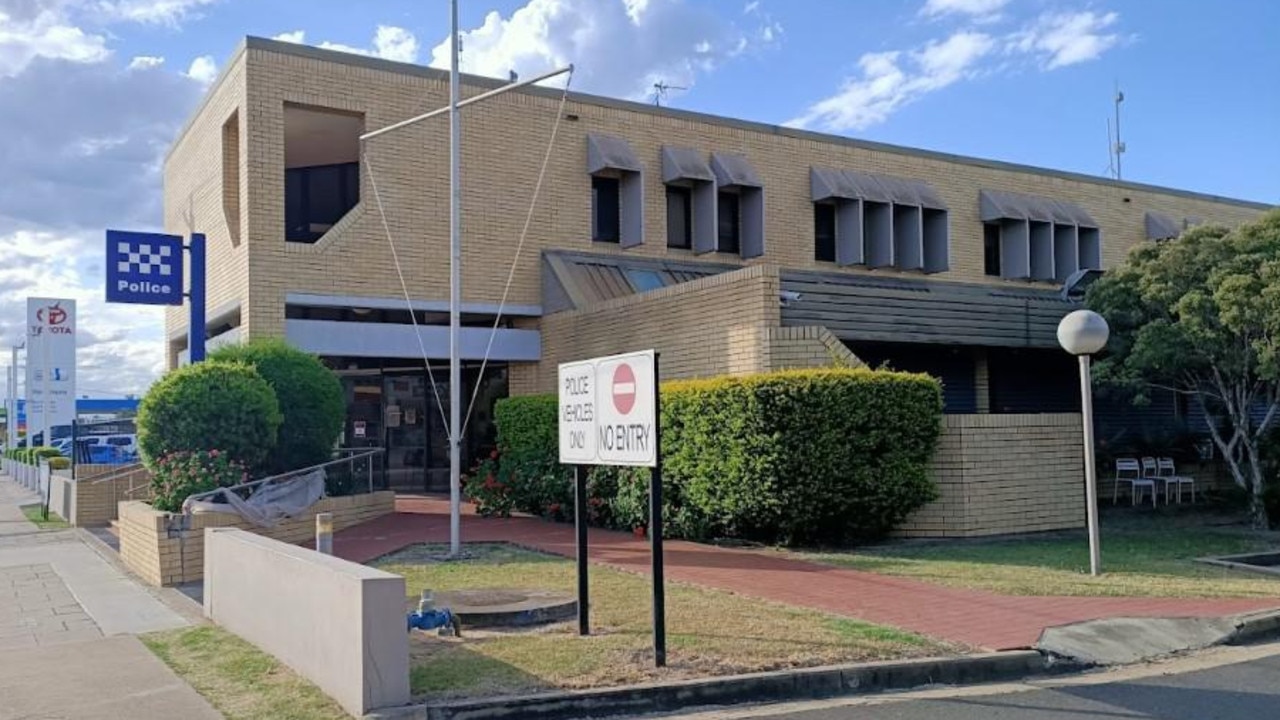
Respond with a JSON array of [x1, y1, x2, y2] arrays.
[[612, 363, 637, 415]]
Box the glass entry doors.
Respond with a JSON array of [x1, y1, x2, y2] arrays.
[[384, 374, 427, 492]]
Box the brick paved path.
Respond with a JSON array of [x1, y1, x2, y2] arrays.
[[334, 497, 1280, 651]]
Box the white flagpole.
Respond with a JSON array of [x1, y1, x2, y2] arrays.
[[448, 0, 463, 557]]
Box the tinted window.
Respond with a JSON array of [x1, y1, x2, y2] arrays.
[[285, 162, 360, 243], [814, 203, 836, 262], [666, 186, 692, 249], [591, 176, 620, 243], [717, 192, 740, 254], [983, 223, 1001, 276], [626, 269, 666, 292]]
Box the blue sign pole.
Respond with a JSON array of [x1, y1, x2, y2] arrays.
[[188, 233, 206, 363]]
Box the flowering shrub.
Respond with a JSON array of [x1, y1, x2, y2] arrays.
[[150, 449, 247, 512], [463, 451, 516, 518]]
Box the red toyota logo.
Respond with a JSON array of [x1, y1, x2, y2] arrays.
[[37, 303, 67, 326]]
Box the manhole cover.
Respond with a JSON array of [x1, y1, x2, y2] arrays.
[[416, 588, 577, 628]]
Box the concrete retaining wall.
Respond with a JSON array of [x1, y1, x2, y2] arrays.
[[204, 528, 409, 715], [119, 491, 396, 586]]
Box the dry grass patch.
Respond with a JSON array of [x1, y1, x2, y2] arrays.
[[143, 625, 350, 720], [376, 543, 951, 700]]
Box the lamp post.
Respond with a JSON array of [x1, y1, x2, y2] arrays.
[[1057, 309, 1110, 576]]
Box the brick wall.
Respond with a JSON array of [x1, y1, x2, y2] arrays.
[[511, 265, 781, 395], [118, 491, 396, 587], [763, 326, 864, 370], [71, 467, 154, 527], [899, 413, 1085, 538], [162, 42, 1268, 362]]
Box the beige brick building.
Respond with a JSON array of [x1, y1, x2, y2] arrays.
[[163, 38, 1269, 530]]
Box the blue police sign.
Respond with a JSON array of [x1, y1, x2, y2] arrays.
[[105, 230, 185, 305]]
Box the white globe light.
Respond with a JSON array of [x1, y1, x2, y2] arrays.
[[1057, 310, 1110, 356]]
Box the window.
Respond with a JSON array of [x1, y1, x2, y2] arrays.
[[717, 191, 740, 254], [625, 269, 666, 292], [814, 203, 836, 262], [666, 186, 692, 249], [983, 223, 1001, 276], [283, 104, 363, 243], [591, 176, 620, 243]]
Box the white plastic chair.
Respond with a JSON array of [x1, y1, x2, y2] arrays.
[[1157, 457, 1195, 504], [1114, 458, 1156, 507]]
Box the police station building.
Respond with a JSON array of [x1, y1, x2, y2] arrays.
[[161, 38, 1269, 527]]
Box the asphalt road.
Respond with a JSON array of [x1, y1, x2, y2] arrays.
[[651, 641, 1280, 720]]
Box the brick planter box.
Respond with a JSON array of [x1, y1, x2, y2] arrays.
[[118, 491, 396, 586]]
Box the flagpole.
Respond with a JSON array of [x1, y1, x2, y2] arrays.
[[448, 0, 463, 557]]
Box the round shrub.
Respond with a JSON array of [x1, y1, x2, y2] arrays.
[[137, 361, 282, 472], [35, 447, 63, 460], [47, 457, 71, 470], [210, 339, 344, 474], [150, 450, 249, 512]]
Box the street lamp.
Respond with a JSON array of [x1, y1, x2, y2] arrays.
[[1057, 309, 1110, 576]]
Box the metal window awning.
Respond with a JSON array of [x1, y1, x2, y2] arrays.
[[661, 146, 715, 183], [1145, 211, 1181, 240], [710, 152, 763, 188], [979, 189, 1097, 227], [811, 168, 946, 209], [587, 133, 642, 175]]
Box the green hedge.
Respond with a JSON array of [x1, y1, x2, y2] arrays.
[[4, 447, 61, 464], [210, 339, 345, 474], [469, 368, 943, 546]]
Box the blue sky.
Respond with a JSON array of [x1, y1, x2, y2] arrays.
[[0, 0, 1277, 395]]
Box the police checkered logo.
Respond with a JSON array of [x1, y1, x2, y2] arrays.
[[116, 241, 174, 277]]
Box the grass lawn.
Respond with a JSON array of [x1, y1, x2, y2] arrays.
[[21, 505, 69, 529], [376, 543, 952, 700], [143, 625, 351, 720], [801, 512, 1280, 599]]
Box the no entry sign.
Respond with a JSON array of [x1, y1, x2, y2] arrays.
[[558, 350, 656, 467]]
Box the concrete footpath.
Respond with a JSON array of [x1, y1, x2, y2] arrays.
[[0, 476, 222, 720]]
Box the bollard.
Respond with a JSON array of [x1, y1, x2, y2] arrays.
[[315, 512, 333, 555]]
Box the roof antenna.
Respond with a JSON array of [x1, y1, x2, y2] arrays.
[[652, 80, 686, 107], [1112, 82, 1126, 181]]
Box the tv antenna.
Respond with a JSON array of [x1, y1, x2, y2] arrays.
[[652, 80, 686, 107]]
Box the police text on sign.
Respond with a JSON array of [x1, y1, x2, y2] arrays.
[[558, 350, 657, 467]]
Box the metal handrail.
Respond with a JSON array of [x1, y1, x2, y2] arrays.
[[182, 447, 385, 506], [87, 462, 147, 484]]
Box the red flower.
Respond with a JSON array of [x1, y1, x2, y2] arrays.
[[209, 449, 220, 458], [489, 449, 499, 460], [633, 526, 646, 538]]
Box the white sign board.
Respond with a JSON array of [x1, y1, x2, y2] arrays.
[[26, 297, 77, 436], [558, 350, 656, 467]]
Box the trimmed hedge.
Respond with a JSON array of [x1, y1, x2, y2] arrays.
[[468, 368, 943, 545], [4, 447, 61, 464], [210, 339, 345, 474], [137, 361, 283, 472]]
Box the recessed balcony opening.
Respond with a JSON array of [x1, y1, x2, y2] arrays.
[[284, 103, 364, 244]]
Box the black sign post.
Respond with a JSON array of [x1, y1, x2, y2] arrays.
[[574, 464, 590, 636], [650, 352, 666, 667]]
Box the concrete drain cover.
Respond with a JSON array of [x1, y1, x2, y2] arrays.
[[426, 588, 577, 628]]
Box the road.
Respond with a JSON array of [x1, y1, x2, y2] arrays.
[[649, 640, 1280, 720]]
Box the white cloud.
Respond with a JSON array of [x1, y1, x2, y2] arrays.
[[127, 54, 163, 70], [428, 0, 776, 101], [0, 7, 111, 77], [1008, 11, 1121, 69], [920, 0, 1010, 21], [184, 53, 215, 83], [272, 29, 305, 44], [788, 31, 994, 131], [94, 0, 219, 26], [318, 25, 420, 63], [792, 6, 1125, 132]]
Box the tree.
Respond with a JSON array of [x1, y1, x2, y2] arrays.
[[210, 339, 345, 475], [1087, 209, 1280, 527]]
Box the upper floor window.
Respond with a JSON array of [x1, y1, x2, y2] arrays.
[[983, 223, 1001, 276], [814, 203, 837, 262], [979, 189, 1100, 281], [284, 103, 364, 244], [591, 176, 621, 243], [717, 191, 741, 254], [666, 185, 692, 249]]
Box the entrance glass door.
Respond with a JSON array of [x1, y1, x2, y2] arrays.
[[384, 374, 427, 492]]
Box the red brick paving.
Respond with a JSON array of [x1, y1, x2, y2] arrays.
[[333, 496, 1280, 651]]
